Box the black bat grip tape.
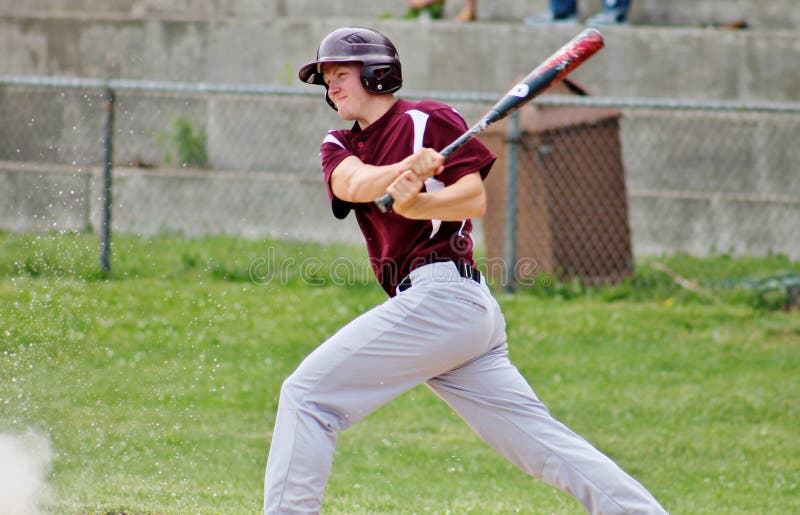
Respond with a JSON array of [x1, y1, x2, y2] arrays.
[[375, 192, 394, 213]]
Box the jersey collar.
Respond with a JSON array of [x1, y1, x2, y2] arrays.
[[351, 98, 407, 136]]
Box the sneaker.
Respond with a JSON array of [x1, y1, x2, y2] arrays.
[[585, 10, 628, 25], [524, 10, 579, 26]]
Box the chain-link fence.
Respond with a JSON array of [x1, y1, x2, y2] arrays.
[[481, 99, 800, 291], [1, 75, 799, 294]]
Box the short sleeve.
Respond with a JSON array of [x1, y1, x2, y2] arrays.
[[320, 132, 356, 219]]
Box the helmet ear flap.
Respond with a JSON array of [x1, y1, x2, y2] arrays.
[[361, 63, 402, 94]]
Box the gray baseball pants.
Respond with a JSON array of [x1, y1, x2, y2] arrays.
[[264, 262, 667, 514]]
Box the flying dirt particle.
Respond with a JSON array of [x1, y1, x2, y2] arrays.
[[0, 429, 54, 515]]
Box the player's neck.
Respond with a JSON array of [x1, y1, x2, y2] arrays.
[[356, 95, 397, 130]]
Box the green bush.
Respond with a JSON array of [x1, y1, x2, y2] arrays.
[[157, 116, 208, 168]]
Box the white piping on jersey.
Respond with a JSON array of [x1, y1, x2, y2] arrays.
[[406, 109, 429, 152], [424, 177, 445, 238], [322, 132, 345, 149], [456, 219, 474, 253], [406, 109, 454, 239], [457, 220, 467, 237]]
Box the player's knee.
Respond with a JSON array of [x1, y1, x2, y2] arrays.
[[278, 372, 344, 431], [277, 372, 309, 410]]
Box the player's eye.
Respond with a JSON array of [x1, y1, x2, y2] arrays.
[[323, 72, 342, 86]]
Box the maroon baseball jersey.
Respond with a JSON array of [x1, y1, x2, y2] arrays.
[[321, 98, 496, 296]]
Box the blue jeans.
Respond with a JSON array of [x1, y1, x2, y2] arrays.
[[550, 0, 630, 18]]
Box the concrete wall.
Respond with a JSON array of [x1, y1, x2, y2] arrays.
[[0, 86, 106, 166], [0, 85, 490, 172], [632, 0, 800, 29], [1, 4, 798, 260], [2, 156, 798, 259], [2, 83, 799, 258], [0, 162, 362, 244], [628, 194, 800, 258], [106, 167, 362, 242], [1, 0, 798, 29], [621, 110, 800, 258], [2, 95, 798, 259], [1, 16, 799, 102], [0, 163, 91, 233]]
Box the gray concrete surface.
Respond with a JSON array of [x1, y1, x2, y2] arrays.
[[1, 0, 797, 29], [104, 167, 361, 242], [628, 194, 800, 258], [0, 86, 106, 166], [1, 3, 798, 261], [621, 110, 800, 197], [0, 85, 490, 172], [632, 0, 800, 30], [3, 159, 798, 259], [1, 16, 799, 102], [0, 162, 91, 233], [1, 84, 798, 259], [0, 162, 362, 244]]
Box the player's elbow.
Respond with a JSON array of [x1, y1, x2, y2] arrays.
[[333, 173, 366, 203], [454, 173, 487, 219], [347, 181, 374, 204], [336, 169, 377, 203], [330, 158, 370, 203], [451, 188, 486, 220], [472, 188, 487, 218]]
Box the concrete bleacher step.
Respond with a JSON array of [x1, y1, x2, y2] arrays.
[[1, 14, 798, 103], [628, 0, 800, 30], [0, 0, 797, 29]]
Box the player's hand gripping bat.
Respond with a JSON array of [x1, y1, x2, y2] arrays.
[[374, 27, 605, 213]]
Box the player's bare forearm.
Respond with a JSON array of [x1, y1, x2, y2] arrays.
[[330, 156, 403, 203], [331, 149, 444, 203], [392, 172, 486, 221]]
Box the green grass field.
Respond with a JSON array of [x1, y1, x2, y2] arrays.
[[1, 231, 799, 514]]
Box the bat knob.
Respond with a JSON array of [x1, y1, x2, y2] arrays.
[[375, 193, 394, 213]]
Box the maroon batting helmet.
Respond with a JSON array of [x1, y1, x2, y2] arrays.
[[298, 27, 402, 110]]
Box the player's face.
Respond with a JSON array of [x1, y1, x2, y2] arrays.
[[321, 62, 371, 121]]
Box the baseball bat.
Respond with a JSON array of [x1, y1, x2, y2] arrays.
[[375, 27, 605, 213]]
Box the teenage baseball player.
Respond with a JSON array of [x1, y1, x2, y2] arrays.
[[263, 27, 668, 514]]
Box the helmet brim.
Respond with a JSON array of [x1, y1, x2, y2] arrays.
[[298, 58, 365, 86]]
